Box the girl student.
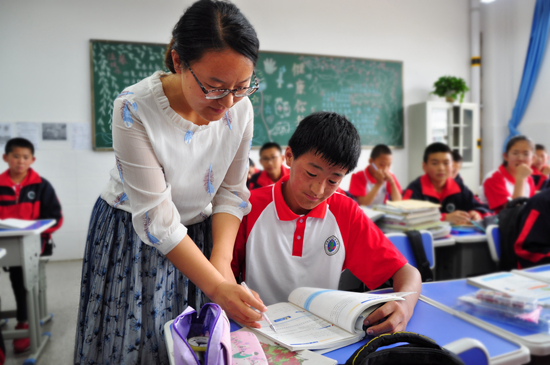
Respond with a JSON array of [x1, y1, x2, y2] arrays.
[[74, 1, 266, 364], [480, 135, 536, 213]]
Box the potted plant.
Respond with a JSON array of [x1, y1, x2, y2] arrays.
[[431, 76, 470, 103]]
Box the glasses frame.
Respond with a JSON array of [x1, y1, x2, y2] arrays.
[[185, 62, 259, 100]]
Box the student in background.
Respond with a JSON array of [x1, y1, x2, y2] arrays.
[[248, 142, 289, 190], [514, 188, 550, 268], [232, 112, 421, 335], [246, 158, 259, 188], [480, 135, 536, 213], [348, 144, 402, 206], [0, 138, 63, 353], [403, 143, 491, 225], [531, 144, 550, 191], [451, 150, 463, 184]]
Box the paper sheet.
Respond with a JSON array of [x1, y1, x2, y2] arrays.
[[16, 122, 40, 149]]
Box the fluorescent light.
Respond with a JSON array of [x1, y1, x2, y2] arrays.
[[481, 0, 498, 3]]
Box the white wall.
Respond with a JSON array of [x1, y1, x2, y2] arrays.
[[0, 0, 471, 260]]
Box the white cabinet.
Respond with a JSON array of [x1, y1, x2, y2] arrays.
[[407, 101, 480, 193]]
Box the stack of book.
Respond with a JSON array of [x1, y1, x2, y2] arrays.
[[372, 200, 451, 239]]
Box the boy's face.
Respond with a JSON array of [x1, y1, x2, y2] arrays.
[[533, 149, 549, 169], [259, 147, 284, 174], [283, 148, 346, 215], [422, 152, 452, 185], [369, 154, 392, 171], [3, 147, 35, 175]]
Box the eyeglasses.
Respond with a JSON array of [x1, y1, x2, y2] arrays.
[[185, 62, 259, 100]]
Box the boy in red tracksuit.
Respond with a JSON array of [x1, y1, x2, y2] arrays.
[[0, 138, 63, 353]]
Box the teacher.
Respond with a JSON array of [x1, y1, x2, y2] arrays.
[[74, 1, 265, 363]]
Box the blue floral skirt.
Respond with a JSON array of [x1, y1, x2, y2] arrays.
[[74, 198, 212, 365]]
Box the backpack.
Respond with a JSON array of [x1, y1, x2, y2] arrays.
[[345, 331, 465, 365], [404, 230, 433, 282], [498, 197, 529, 271], [171, 303, 232, 365]]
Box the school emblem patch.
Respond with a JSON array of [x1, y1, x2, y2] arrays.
[[27, 191, 35, 200], [324, 235, 340, 256], [446, 203, 456, 213]]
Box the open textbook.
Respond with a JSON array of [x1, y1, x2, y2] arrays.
[[245, 287, 410, 352], [0, 219, 37, 229]]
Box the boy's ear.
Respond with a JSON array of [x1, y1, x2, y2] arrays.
[[284, 147, 294, 167], [2, 154, 7, 163], [368, 158, 373, 165], [422, 162, 427, 173], [31, 156, 36, 164]]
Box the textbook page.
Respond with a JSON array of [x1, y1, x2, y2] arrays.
[[467, 272, 550, 304], [0, 219, 37, 229], [512, 267, 550, 284], [386, 199, 440, 211]]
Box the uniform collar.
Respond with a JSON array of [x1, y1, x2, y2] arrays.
[[257, 165, 290, 187], [532, 166, 543, 176], [0, 168, 41, 187], [273, 175, 328, 221], [498, 164, 515, 183], [364, 165, 377, 184], [420, 174, 461, 201]]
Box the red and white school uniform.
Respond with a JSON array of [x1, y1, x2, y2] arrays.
[[531, 166, 548, 191], [247, 165, 290, 190], [348, 166, 402, 206], [480, 165, 535, 212], [232, 175, 407, 305]]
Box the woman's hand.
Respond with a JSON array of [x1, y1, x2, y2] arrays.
[[211, 281, 266, 328]]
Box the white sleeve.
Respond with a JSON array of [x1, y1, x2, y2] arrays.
[[211, 106, 253, 220], [112, 96, 187, 255]]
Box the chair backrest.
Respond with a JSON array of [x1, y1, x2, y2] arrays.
[[386, 231, 435, 269], [486, 224, 500, 263], [443, 338, 489, 365]]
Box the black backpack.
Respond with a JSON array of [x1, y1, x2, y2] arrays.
[[345, 332, 465, 365], [404, 230, 433, 282], [498, 197, 529, 271]]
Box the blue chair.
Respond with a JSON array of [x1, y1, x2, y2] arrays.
[[443, 338, 490, 365], [486, 224, 500, 263], [386, 231, 435, 270]]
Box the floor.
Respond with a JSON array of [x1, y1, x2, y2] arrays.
[[0, 259, 83, 365]]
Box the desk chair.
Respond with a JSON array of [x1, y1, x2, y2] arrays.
[[386, 231, 435, 271], [444, 338, 490, 365], [486, 224, 500, 263]]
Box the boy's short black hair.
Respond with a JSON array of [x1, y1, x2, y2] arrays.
[[249, 158, 255, 167], [288, 111, 361, 173], [423, 142, 451, 163], [370, 144, 392, 159], [536, 144, 546, 151], [5, 138, 34, 156], [259, 142, 282, 155], [451, 150, 463, 163]]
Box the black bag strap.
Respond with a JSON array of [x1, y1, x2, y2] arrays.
[[404, 230, 433, 282]]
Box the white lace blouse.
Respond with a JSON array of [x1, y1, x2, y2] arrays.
[[101, 71, 253, 255]]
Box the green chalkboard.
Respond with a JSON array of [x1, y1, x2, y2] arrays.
[[248, 52, 403, 147], [90, 40, 167, 150]]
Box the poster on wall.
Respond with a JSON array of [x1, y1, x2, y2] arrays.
[[16, 122, 40, 150], [42, 123, 67, 141], [0, 123, 14, 152], [70, 123, 92, 150]]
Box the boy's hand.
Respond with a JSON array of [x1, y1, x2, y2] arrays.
[[542, 165, 550, 176], [363, 300, 411, 336], [372, 168, 386, 184], [468, 210, 482, 221], [515, 163, 533, 180], [444, 210, 471, 225], [383, 170, 395, 184], [211, 281, 265, 328]]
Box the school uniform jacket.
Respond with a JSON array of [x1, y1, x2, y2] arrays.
[[531, 166, 548, 191], [403, 174, 492, 220], [348, 165, 402, 205], [480, 165, 536, 213], [514, 189, 550, 268], [247, 165, 289, 190], [231, 175, 407, 306], [0, 168, 63, 244]]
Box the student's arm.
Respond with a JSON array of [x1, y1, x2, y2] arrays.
[[364, 264, 421, 336], [39, 179, 63, 235], [385, 172, 402, 202], [444, 211, 471, 225], [512, 164, 532, 199], [357, 182, 384, 206]]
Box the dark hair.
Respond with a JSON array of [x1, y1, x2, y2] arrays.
[[536, 143, 546, 151], [5, 138, 34, 156], [288, 112, 360, 173], [503, 135, 534, 166], [423, 142, 451, 163], [451, 150, 462, 163], [249, 158, 255, 167], [370, 144, 392, 159], [164, 0, 259, 73], [260, 142, 282, 155]]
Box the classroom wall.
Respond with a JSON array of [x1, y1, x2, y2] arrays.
[[0, 0, 470, 261]]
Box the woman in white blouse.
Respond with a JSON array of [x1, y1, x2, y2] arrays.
[[74, 1, 265, 363]]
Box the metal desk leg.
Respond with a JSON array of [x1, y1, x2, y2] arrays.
[[38, 259, 52, 325]]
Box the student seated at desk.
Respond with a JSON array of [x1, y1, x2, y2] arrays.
[[0, 138, 63, 353], [246, 158, 260, 189], [514, 188, 550, 268], [248, 142, 289, 190], [531, 143, 550, 191], [232, 112, 421, 336], [403, 142, 492, 225], [451, 150, 463, 184], [479, 135, 536, 213], [348, 144, 402, 206]]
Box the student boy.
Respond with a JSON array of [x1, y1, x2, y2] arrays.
[[532, 144, 550, 190], [248, 142, 289, 190], [403, 142, 491, 225], [232, 112, 421, 336], [451, 150, 463, 184], [0, 138, 63, 353], [348, 144, 402, 206]]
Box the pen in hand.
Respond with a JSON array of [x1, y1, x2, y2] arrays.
[[241, 281, 277, 333]]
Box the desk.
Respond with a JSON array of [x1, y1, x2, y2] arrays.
[[422, 279, 550, 356], [0, 247, 6, 259], [513, 264, 550, 283], [434, 236, 455, 247], [0, 219, 55, 365]]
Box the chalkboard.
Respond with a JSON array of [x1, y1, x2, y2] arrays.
[[249, 52, 403, 147], [90, 40, 167, 150]]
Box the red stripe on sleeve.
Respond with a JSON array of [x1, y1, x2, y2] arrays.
[[403, 189, 413, 200], [514, 209, 546, 262]]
